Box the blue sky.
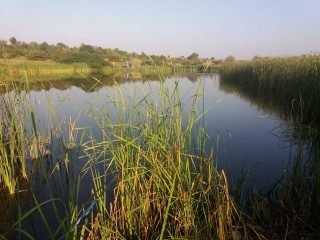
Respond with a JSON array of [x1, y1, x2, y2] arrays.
[[0, 0, 319, 59]]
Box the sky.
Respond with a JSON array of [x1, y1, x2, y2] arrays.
[[0, 0, 319, 60]]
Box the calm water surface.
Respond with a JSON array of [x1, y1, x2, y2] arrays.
[[30, 73, 293, 190]]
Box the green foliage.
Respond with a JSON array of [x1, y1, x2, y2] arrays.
[[220, 54, 320, 125], [187, 52, 202, 65], [9, 37, 17, 45], [84, 80, 239, 239], [79, 43, 95, 54], [224, 55, 236, 63], [188, 52, 199, 61], [27, 49, 49, 61], [58, 51, 108, 68], [1, 38, 210, 67]]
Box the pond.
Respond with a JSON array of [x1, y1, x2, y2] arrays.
[[2, 73, 300, 237], [29, 73, 294, 189]]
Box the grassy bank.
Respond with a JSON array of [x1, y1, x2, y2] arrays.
[[0, 58, 217, 81]]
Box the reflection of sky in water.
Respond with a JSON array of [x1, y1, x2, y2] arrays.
[[30, 74, 293, 189]]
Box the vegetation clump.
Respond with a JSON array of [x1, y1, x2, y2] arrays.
[[220, 54, 320, 239], [220, 55, 320, 125]]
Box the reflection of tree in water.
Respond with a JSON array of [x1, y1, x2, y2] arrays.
[[220, 81, 293, 119], [1, 72, 208, 93]]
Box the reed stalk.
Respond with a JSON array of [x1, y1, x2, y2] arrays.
[[82, 78, 240, 239], [220, 54, 320, 126]]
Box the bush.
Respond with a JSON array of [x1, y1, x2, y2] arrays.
[[58, 52, 109, 68], [27, 50, 49, 61]]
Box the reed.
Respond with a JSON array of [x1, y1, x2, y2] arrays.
[[220, 55, 320, 238], [0, 81, 28, 194], [0, 75, 88, 238], [79, 79, 242, 239], [220, 55, 320, 125], [0, 73, 247, 239]]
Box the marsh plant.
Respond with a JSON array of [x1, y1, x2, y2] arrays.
[[0, 82, 29, 194], [220, 54, 320, 239], [0, 76, 244, 239], [220, 54, 320, 126], [79, 79, 242, 239]]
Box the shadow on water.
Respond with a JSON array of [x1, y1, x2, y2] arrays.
[[0, 72, 200, 93], [220, 79, 320, 237]]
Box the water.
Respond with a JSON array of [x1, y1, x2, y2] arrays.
[[5, 73, 298, 237], [29, 73, 293, 188]]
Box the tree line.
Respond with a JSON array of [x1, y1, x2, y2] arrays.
[[0, 37, 227, 68]]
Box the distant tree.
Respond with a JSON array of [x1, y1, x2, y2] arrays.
[[187, 52, 202, 65], [224, 55, 236, 63], [27, 50, 49, 60], [79, 44, 95, 54], [210, 57, 223, 65], [9, 37, 17, 45], [29, 41, 39, 49], [187, 52, 199, 61], [58, 51, 108, 68], [56, 42, 68, 50], [8, 48, 24, 58], [39, 42, 50, 52], [214, 59, 223, 65]]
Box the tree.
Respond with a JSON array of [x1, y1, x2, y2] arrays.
[[27, 50, 49, 60], [40, 42, 50, 52], [58, 51, 108, 68], [79, 44, 95, 54], [187, 52, 199, 61], [9, 37, 17, 45], [187, 52, 201, 65], [56, 42, 68, 50], [224, 55, 236, 63]]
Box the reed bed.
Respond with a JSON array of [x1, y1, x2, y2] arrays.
[[80, 80, 243, 239], [244, 143, 320, 239], [0, 77, 85, 239], [220, 55, 320, 125], [220, 55, 320, 239], [0, 81, 29, 194], [0, 75, 247, 239]]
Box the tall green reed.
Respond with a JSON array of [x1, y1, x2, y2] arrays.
[[0, 81, 28, 194], [0, 75, 87, 239], [220, 55, 320, 238], [220, 55, 320, 126], [82, 79, 241, 239], [1, 73, 246, 239]]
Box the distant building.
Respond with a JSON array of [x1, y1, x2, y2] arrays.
[[122, 60, 132, 68]]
